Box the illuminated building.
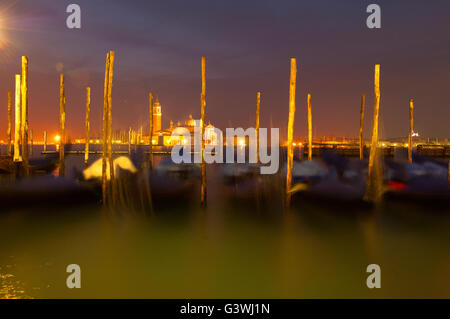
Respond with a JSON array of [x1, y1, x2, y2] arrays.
[[145, 112, 216, 146], [153, 97, 162, 133]]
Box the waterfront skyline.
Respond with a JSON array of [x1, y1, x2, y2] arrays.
[[0, 0, 449, 141]]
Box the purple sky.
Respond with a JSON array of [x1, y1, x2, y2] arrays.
[[0, 0, 449, 141]]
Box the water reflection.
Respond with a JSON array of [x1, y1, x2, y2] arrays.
[[0, 262, 32, 299], [0, 145, 449, 298]]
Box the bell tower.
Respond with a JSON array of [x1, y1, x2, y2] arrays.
[[153, 97, 162, 133]]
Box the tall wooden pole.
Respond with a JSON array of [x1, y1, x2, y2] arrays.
[[102, 52, 110, 205], [408, 99, 414, 163], [286, 58, 297, 206], [200, 56, 207, 206], [21, 56, 29, 172], [85, 87, 91, 167], [128, 127, 131, 154], [7, 91, 11, 156], [149, 92, 154, 169], [43, 131, 47, 152], [59, 74, 65, 176], [29, 129, 33, 157], [359, 94, 366, 160], [307, 93, 312, 161], [255, 91, 260, 163], [368, 64, 380, 178], [13, 75, 21, 162], [107, 51, 115, 182]]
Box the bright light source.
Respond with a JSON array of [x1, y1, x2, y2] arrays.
[[54, 135, 61, 142]]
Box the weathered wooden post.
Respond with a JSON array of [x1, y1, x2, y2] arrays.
[[108, 51, 114, 185], [85, 87, 90, 167], [200, 56, 207, 206], [43, 131, 47, 152], [29, 129, 33, 157], [13, 75, 21, 162], [59, 74, 65, 176], [368, 64, 380, 178], [107, 51, 115, 182], [21, 56, 29, 172], [408, 98, 414, 163], [365, 64, 382, 203], [149, 92, 154, 169], [102, 53, 110, 204], [307, 93, 312, 161], [359, 94, 365, 160], [7, 91, 12, 156], [255, 91, 261, 163], [128, 127, 131, 154], [286, 58, 297, 206]]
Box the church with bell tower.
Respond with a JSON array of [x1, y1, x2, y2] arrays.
[[153, 97, 162, 133]]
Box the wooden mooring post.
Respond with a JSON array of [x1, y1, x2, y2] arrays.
[[102, 52, 111, 205], [307, 93, 312, 161], [255, 91, 261, 162], [149, 92, 154, 169], [365, 64, 382, 203], [368, 64, 380, 178], [43, 131, 47, 152], [13, 75, 21, 162], [7, 91, 11, 156], [359, 94, 365, 160], [200, 56, 207, 206], [85, 87, 91, 167], [102, 51, 115, 205], [107, 51, 115, 182], [29, 129, 33, 157], [408, 98, 414, 163], [59, 74, 65, 176], [128, 127, 131, 155], [286, 58, 297, 207], [21, 56, 29, 173]]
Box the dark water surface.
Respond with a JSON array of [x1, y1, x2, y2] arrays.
[[0, 145, 449, 298]]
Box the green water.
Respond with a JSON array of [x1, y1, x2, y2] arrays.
[[0, 146, 449, 298], [1, 187, 449, 298]]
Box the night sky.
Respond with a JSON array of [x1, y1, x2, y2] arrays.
[[0, 0, 449, 141]]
